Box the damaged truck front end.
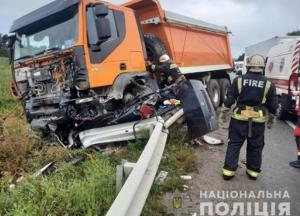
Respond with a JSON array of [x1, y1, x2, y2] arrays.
[[7, 0, 221, 148], [8, 0, 158, 146], [11, 2, 83, 134]]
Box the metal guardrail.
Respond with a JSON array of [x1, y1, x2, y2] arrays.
[[106, 109, 184, 216], [79, 118, 159, 148]]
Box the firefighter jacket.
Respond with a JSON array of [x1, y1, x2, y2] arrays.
[[149, 60, 183, 85], [224, 72, 278, 123]]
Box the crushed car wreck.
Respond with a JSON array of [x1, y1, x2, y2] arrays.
[[5, 0, 233, 147]]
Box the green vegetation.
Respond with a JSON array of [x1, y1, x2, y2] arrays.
[[0, 34, 8, 57], [287, 30, 300, 36], [0, 57, 17, 113], [0, 154, 116, 216], [0, 58, 197, 215]]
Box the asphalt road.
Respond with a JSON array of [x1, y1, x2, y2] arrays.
[[164, 120, 300, 215]]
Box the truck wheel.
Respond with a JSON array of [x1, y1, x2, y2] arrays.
[[219, 78, 230, 103], [207, 79, 221, 109], [144, 34, 168, 64]]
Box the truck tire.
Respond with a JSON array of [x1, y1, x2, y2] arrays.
[[219, 78, 230, 103], [207, 79, 221, 109], [144, 34, 168, 64]]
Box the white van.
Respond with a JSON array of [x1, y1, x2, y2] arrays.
[[265, 38, 300, 120]]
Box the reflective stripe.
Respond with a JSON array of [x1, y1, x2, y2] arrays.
[[170, 63, 178, 69], [237, 77, 242, 94], [232, 110, 266, 123], [233, 78, 270, 123], [262, 80, 271, 104], [246, 169, 260, 178], [223, 168, 235, 177]]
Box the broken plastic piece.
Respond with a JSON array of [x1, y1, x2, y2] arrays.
[[70, 157, 85, 166], [203, 135, 223, 145], [183, 185, 190, 191], [180, 175, 192, 180], [33, 161, 56, 177], [155, 171, 168, 185]]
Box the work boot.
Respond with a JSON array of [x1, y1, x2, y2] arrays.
[[222, 168, 235, 181], [289, 160, 300, 168], [223, 174, 235, 181], [246, 169, 260, 181], [246, 171, 257, 181]]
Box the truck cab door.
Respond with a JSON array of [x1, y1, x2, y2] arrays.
[[85, 3, 146, 89]]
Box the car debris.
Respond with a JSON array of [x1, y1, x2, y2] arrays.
[[70, 157, 86, 166], [155, 171, 169, 185], [183, 185, 190, 191], [33, 161, 56, 177], [203, 135, 223, 145], [180, 175, 193, 181]]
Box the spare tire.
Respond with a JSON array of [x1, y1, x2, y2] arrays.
[[144, 34, 168, 64]]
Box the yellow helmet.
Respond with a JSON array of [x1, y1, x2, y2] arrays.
[[246, 54, 265, 73]]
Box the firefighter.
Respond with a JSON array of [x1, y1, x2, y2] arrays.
[[147, 54, 203, 145], [290, 91, 300, 168], [219, 54, 278, 180], [147, 54, 186, 87]]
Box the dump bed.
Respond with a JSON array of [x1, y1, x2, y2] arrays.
[[124, 0, 233, 74]]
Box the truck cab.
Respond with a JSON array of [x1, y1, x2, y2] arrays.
[[7, 0, 154, 134], [5, 0, 233, 145]]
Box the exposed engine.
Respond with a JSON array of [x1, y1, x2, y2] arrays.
[[13, 49, 159, 146]]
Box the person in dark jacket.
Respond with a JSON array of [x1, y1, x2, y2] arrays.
[[219, 54, 278, 180], [147, 54, 204, 145]]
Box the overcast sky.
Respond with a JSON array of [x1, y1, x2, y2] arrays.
[[1, 0, 300, 58]]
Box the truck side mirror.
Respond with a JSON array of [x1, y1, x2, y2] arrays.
[[95, 4, 109, 17], [95, 18, 111, 42], [86, 4, 111, 48]]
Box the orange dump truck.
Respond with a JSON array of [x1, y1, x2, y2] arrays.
[[5, 0, 233, 144]]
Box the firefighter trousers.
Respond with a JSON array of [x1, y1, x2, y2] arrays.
[[224, 118, 265, 173]]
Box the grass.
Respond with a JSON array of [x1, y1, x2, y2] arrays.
[[0, 154, 116, 216], [0, 57, 198, 215], [0, 57, 18, 113]]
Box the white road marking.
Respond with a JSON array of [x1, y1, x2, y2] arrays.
[[285, 120, 296, 130]]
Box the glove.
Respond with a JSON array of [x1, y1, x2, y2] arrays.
[[219, 105, 230, 124], [163, 99, 181, 106], [267, 113, 276, 129]]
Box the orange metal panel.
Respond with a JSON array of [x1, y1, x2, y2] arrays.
[[162, 24, 232, 67], [82, 0, 146, 89], [126, 0, 233, 68]]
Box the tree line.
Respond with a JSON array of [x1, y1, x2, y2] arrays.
[[0, 33, 8, 57]]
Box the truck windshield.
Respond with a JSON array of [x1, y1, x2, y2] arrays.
[[14, 6, 78, 61]]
